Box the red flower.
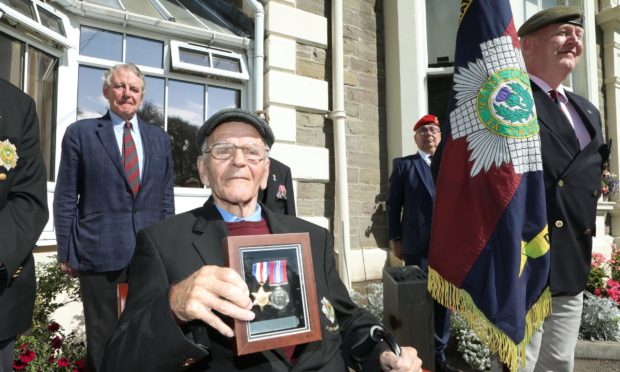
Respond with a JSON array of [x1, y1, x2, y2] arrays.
[[57, 357, 71, 367], [74, 359, 86, 370], [51, 335, 63, 349], [49, 356, 56, 364], [13, 359, 28, 370], [594, 288, 601, 296], [48, 322, 61, 333], [20, 349, 35, 363]]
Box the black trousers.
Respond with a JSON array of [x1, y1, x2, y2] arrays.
[[79, 269, 127, 372], [0, 338, 15, 372]]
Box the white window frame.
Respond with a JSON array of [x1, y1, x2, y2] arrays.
[[0, 0, 72, 48], [170, 40, 249, 81]]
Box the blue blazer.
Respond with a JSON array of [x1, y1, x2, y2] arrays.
[[386, 153, 435, 257], [54, 112, 175, 272]]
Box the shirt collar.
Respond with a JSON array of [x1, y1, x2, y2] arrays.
[[418, 149, 432, 162], [215, 203, 263, 222], [529, 74, 568, 103], [109, 110, 138, 129]]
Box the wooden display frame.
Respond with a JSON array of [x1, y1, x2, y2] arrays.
[[224, 232, 321, 356]]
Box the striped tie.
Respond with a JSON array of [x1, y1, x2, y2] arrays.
[[123, 122, 140, 196]]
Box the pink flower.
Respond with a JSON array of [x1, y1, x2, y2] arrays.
[[51, 335, 63, 349], [48, 322, 61, 333], [592, 253, 606, 267], [57, 357, 70, 367], [594, 288, 602, 296]]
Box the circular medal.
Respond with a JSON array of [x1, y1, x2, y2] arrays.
[[270, 285, 290, 310]]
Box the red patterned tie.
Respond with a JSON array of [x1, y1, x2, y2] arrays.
[[123, 122, 140, 196]]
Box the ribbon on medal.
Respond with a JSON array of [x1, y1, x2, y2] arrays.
[[268, 259, 290, 310], [251, 261, 272, 311]]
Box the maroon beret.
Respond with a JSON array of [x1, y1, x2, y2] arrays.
[[413, 114, 439, 131]]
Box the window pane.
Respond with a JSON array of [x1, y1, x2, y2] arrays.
[[179, 47, 210, 68], [426, 0, 460, 67], [26, 46, 57, 181], [212, 54, 241, 73], [37, 5, 66, 36], [1, 0, 35, 19], [126, 35, 163, 68], [0, 32, 24, 87], [207, 86, 239, 117], [427, 75, 452, 127], [80, 26, 122, 61], [138, 76, 165, 128], [167, 80, 205, 187], [77, 65, 107, 120]]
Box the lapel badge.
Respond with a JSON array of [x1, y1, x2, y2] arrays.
[[0, 139, 18, 171], [272, 174, 277, 181], [321, 297, 339, 332], [276, 184, 287, 200]]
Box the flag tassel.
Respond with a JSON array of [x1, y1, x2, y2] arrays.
[[428, 268, 551, 371]]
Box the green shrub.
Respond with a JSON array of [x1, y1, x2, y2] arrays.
[[579, 291, 620, 341]]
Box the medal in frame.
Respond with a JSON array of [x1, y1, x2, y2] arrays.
[[224, 232, 322, 356]]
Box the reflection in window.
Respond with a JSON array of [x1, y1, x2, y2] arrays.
[[80, 26, 122, 61], [179, 47, 210, 67], [37, 5, 65, 36], [139, 76, 165, 128], [0, 32, 24, 87], [26, 46, 57, 181], [77, 65, 106, 120], [207, 86, 239, 117], [126, 35, 164, 68], [168, 80, 205, 187], [212, 54, 241, 73], [3, 0, 34, 19]]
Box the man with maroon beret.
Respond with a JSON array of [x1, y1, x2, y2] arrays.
[[387, 114, 452, 371]]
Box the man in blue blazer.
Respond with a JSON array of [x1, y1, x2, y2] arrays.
[[54, 63, 175, 371], [387, 114, 452, 371]]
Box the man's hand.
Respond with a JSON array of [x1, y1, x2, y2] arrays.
[[60, 262, 78, 278], [170, 265, 255, 337], [379, 347, 422, 372], [390, 240, 403, 260]]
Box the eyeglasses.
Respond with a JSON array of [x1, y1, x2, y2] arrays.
[[204, 143, 269, 162], [416, 126, 440, 134]]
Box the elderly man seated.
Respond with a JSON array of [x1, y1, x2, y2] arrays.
[[101, 108, 422, 371]]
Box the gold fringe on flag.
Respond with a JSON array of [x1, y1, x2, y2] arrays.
[[428, 267, 551, 371]]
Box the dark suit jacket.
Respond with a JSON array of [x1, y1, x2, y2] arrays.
[[532, 82, 607, 295], [0, 78, 49, 341], [54, 112, 174, 272], [102, 198, 386, 371], [386, 154, 435, 257], [260, 158, 296, 216]]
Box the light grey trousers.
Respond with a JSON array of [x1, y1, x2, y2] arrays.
[[491, 292, 584, 372]]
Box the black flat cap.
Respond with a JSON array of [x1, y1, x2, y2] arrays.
[[518, 6, 583, 37], [195, 108, 275, 151]]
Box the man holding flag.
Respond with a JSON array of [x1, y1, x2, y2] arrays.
[[516, 6, 608, 371], [430, 2, 608, 371]]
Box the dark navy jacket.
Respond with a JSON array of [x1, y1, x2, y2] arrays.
[[386, 153, 435, 257]]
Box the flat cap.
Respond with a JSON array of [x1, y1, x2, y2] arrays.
[[195, 108, 275, 151], [518, 6, 583, 37], [414, 114, 440, 131]]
